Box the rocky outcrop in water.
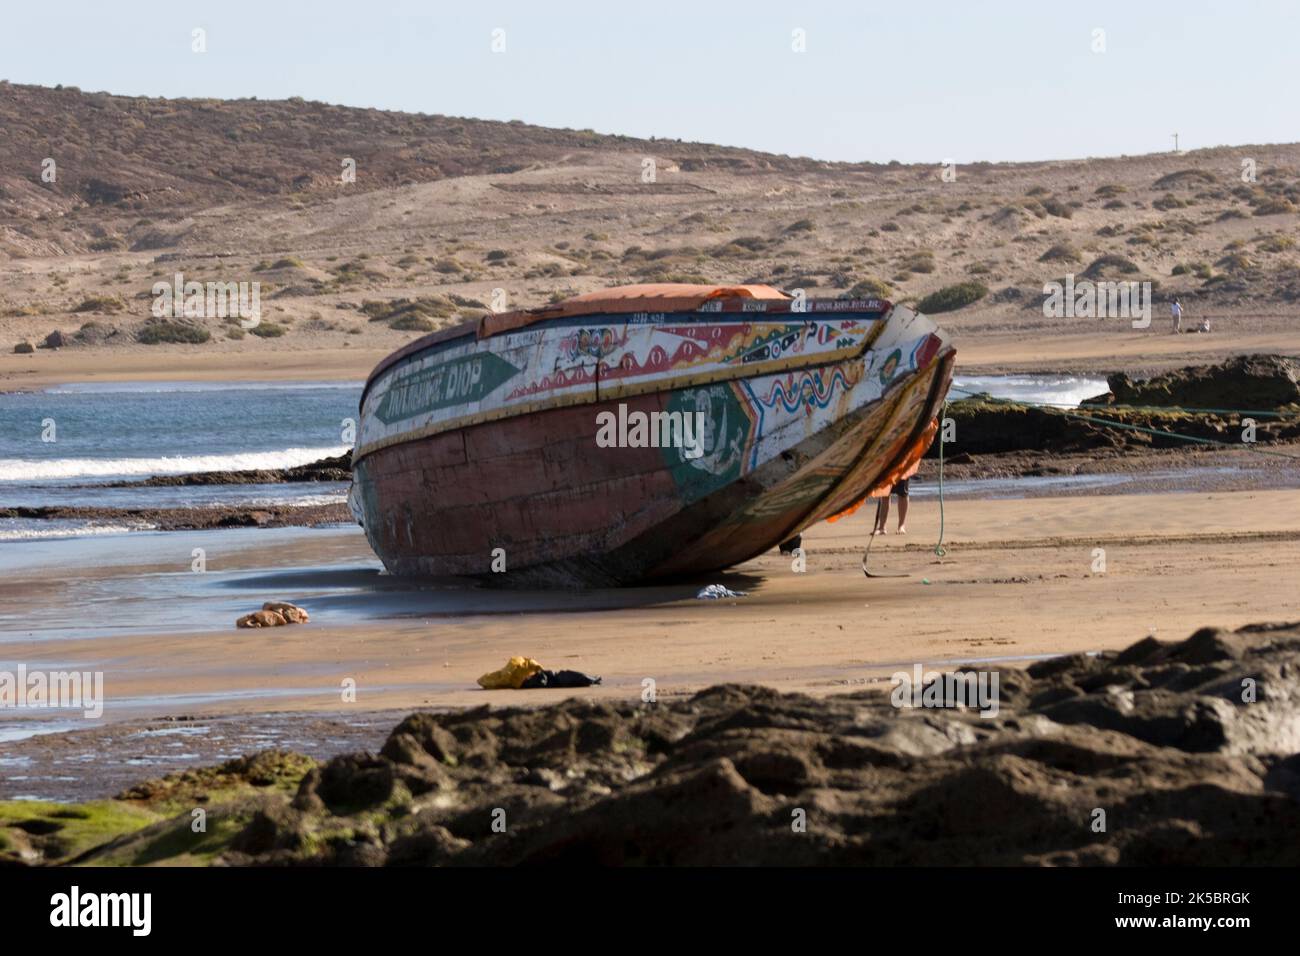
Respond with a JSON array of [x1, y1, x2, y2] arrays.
[[928, 397, 1300, 458], [0, 502, 347, 530], [1092, 354, 1300, 410], [110, 452, 353, 487], [66, 621, 1300, 866]]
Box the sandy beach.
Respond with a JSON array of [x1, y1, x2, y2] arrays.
[[6, 487, 1298, 730]]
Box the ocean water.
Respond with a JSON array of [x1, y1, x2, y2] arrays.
[[0, 381, 360, 539], [0, 374, 1118, 541], [950, 374, 1109, 408]]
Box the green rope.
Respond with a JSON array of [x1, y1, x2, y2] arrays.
[[935, 399, 948, 558]]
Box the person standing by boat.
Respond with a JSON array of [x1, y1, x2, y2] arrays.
[[872, 479, 910, 535]]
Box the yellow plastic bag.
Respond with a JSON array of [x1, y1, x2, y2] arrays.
[[477, 656, 544, 690]]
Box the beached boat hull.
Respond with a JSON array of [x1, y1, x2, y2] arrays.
[[350, 286, 954, 586]]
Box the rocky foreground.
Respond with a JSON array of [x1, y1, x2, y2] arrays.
[[5, 621, 1299, 866]]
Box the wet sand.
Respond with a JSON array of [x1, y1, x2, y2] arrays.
[[4, 488, 1299, 762]]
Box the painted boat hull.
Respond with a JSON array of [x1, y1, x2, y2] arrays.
[[351, 297, 954, 586]]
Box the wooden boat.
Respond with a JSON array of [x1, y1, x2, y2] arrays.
[[349, 283, 955, 586]]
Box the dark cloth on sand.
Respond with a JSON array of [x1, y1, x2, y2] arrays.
[[520, 670, 602, 689]]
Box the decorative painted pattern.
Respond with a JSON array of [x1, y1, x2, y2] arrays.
[[355, 303, 941, 496]]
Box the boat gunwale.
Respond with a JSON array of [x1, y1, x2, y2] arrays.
[[352, 304, 897, 465], [358, 295, 894, 408]]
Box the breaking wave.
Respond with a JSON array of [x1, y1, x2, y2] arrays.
[[0, 522, 153, 542], [0, 447, 350, 482], [950, 375, 1109, 409]]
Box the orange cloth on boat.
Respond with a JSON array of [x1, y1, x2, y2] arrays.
[[477, 656, 544, 690], [826, 417, 938, 523]]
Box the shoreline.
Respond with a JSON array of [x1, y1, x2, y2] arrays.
[[5, 487, 1299, 768]]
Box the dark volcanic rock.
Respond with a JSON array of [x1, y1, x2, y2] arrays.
[[1102, 354, 1300, 410], [75, 622, 1300, 867], [113, 452, 353, 486]]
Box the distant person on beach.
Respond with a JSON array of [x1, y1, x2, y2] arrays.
[[1171, 298, 1183, 333], [872, 479, 909, 535]]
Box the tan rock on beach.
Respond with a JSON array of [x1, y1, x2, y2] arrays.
[[236, 602, 310, 628]]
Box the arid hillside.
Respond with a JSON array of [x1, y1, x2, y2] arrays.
[[2, 82, 1298, 379]]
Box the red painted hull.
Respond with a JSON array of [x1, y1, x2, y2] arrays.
[[352, 348, 954, 586]]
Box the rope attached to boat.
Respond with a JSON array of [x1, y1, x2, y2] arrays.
[[862, 400, 950, 578], [934, 399, 948, 558], [864, 387, 1299, 581]]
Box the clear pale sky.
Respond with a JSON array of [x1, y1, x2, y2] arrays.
[[2, 0, 1295, 164]]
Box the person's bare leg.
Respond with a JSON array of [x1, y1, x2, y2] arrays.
[[874, 497, 889, 534], [896, 496, 908, 534]]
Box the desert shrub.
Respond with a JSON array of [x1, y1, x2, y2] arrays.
[[73, 295, 126, 313], [361, 297, 456, 323], [1257, 235, 1297, 253], [784, 218, 815, 233], [1038, 243, 1079, 263], [1082, 254, 1139, 279], [330, 259, 386, 283], [524, 262, 568, 278], [1216, 252, 1253, 272], [137, 319, 210, 344], [1154, 169, 1217, 189], [916, 281, 988, 313], [389, 315, 434, 332], [880, 222, 900, 232], [1171, 262, 1212, 279], [899, 251, 935, 274], [255, 257, 305, 271], [485, 250, 509, 262], [89, 237, 126, 252], [249, 322, 286, 337], [1094, 184, 1128, 198], [1254, 199, 1297, 216], [448, 293, 487, 309], [1041, 198, 1073, 219], [846, 277, 892, 298]]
